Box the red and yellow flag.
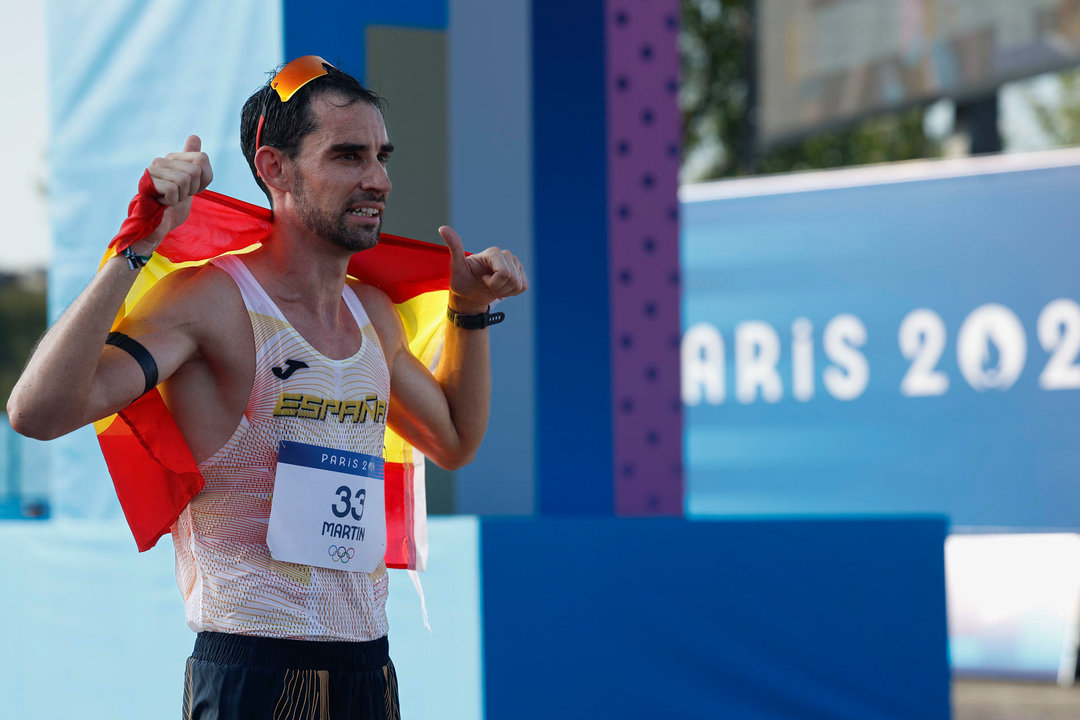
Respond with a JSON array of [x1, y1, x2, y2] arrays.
[[94, 184, 446, 570]]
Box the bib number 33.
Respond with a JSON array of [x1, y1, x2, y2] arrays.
[[333, 485, 367, 522]]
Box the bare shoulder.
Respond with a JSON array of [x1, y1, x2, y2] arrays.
[[347, 279, 407, 352], [347, 279, 393, 311], [120, 262, 248, 348]]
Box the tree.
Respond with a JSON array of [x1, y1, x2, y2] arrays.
[[679, 0, 941, 182], [1028, 67, 1080, 147], [679, 0, 751, 181], [0, 275, 46, 408]]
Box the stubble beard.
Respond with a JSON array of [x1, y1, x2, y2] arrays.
[[293, 171, 383, 253]]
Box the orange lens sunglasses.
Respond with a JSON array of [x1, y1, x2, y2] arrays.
[[255, 55, 333, 151]]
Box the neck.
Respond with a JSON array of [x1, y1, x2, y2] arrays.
[[245, 215, 355, 320]]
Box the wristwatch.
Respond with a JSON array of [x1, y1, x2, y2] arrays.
[[446, 306, 505, 329]]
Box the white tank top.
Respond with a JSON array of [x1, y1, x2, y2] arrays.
[[171, 254, 392, 641]]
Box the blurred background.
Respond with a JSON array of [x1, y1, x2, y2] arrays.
[[3, 1, 1080, 718]]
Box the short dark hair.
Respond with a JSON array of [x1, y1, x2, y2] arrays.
[[240, 61, 385, 204]]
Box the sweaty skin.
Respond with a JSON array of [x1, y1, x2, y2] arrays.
[[7, 95, 528, 471]]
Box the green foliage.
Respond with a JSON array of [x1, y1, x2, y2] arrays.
[[1029, 67, 1080, 147], [0, 278, 47, 408], [680, 0, 941, 181], [754, 107, 937, 176], [680, 0, 751, 178]]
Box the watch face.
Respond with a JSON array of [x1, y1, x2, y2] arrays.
[[456, 313, 483, 329]]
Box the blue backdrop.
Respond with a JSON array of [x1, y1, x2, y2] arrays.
[[682, 157, 1080, 529], [482, 516, 949, 720]]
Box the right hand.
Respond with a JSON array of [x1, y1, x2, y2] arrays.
[[135, 134, 214, 252]]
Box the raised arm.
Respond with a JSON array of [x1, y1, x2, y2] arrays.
[[373, 226, 527, 470], [6, 135, 213, 440]]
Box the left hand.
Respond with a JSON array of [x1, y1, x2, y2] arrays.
[[441, 226, 528, 314]]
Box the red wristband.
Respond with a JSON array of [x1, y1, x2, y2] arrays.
[[108, 169, 165, 254]]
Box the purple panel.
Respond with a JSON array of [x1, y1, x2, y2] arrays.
[[605, 1, 683, 516]]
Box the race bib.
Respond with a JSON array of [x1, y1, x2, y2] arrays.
[[267, 441, 386, 573]]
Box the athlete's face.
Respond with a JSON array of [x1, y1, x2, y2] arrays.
[[289, 94, 393, 253]]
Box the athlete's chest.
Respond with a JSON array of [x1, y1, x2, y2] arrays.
[[246, 310, 390, 424], [267, 299, 367, 361]]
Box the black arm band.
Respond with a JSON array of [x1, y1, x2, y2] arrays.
[[106, 331, 159, 397]]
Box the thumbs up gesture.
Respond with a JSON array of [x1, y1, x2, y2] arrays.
[[440, 226, 529, 314], [141, 134, 214, 249]]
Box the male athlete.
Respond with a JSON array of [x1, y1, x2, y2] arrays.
[[7, 57, 526, 718]]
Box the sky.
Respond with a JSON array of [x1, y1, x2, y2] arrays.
[[0, 1, 50, 271]]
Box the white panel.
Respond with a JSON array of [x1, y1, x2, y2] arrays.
[[947, 533, 1080, 681], [0, 2, 50, 270]]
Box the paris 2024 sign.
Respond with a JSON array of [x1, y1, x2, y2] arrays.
[[680, 150, 1080, 529]]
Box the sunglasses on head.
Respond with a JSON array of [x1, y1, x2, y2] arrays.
[[254, 55, 334, 153]]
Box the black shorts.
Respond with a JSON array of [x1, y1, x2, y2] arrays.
[[182, 631, 400, 720]]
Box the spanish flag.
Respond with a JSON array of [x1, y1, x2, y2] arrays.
[[93, 176, 443, 571]]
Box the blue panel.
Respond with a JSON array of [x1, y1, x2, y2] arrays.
[[363, 2, 447, 28], [0, 415, 51, 518], [0, 521, 193, 719], [385, 518, 483, 720], [284, 0, 447, 82], [682, 163, 1080, 529], [532, 0, 613, 514], [482, 517, 949, 719], [449, 0, 536, 514]]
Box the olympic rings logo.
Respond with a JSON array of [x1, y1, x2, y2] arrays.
[[328, 545, 356, 563]]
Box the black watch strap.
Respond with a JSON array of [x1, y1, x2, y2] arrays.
[[446, 306, 505, 329]]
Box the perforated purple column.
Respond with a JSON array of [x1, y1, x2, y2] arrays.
[[606, 1, 683, 515]]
